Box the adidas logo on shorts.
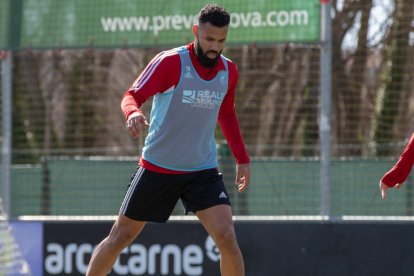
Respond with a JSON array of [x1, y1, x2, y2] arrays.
[[219, 191, 227, 199]]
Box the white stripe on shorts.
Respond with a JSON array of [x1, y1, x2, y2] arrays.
[[119, 167, 145, 215]]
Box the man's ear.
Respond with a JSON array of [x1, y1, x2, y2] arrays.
[[192, 24, 198, 36]]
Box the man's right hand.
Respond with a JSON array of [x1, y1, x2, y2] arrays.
[[126, 113, 149, 138]]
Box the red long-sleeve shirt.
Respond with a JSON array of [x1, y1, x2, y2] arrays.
[[121, 42, 249, 173], [381, 132, 414, 187]]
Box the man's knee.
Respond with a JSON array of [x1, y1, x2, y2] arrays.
[[214, 227, 238, 249], [107, 227, 138, 249]]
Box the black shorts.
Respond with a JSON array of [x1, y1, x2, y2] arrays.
[[119, 167, 231, 223]]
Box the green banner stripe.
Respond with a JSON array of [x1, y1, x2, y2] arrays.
[[6, 0, 320, 50], [0, 0, 9, 49]]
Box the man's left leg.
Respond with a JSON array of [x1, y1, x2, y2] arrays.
[[196, 204, 244, 276]]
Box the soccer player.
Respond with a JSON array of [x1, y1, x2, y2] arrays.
[[86, 4, 250, 276], [379, 132, 414, 199]]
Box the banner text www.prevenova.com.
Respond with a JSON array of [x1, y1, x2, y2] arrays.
[[101, 10, 310, 35]]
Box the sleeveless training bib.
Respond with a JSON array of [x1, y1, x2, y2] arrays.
[[142, 47, 229, 171]]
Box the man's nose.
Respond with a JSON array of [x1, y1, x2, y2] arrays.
[[210, 41, 219, 52]]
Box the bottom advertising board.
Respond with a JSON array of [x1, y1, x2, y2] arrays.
[[11, 220, 414, 275]]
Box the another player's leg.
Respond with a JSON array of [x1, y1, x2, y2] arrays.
[[196, 204, 244, 276], [86, 215, 146, 276]]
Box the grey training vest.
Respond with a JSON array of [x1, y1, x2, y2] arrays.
[[142, 46, 229, 171]]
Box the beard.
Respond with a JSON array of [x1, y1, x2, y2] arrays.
[[195, 42, 221, 68]]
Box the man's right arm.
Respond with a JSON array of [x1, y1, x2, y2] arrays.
[[121, 51, 181, 120], [121, 51, 181, 138]]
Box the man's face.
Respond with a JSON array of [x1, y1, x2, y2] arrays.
[[193, 22, 228, 68]]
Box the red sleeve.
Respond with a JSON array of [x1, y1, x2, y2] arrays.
[[381, 132, 414, 187], [121, 51, 180, 120], [218, 62, 250, 164]]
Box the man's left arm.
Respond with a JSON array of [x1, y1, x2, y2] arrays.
[[217, 64, 250, 191]]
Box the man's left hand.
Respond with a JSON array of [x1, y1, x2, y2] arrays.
[[235, 164, 250, 192]]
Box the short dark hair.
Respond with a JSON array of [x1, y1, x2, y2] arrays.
[[198, 4, 230, 27]]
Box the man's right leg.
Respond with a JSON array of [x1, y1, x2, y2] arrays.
[[86, 215, 146, 276]]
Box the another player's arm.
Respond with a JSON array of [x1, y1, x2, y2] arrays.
[[380, 132, 414, 199]]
